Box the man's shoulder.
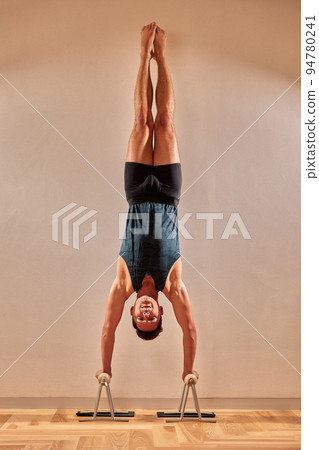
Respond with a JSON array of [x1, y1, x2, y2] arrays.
[[162, 257, 182, 300], [117, 255, 134, 298]]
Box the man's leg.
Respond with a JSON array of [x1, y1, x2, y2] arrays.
[[125, 22, 156, 165], [153, 26, 180, 166]]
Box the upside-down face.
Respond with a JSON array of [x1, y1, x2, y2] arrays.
[[130, 295, 163, 332]]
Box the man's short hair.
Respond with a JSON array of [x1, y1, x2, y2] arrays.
[[132, 316, 163, 340]]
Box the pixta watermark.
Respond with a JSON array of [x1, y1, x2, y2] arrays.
[[118, 212, 251, 240], [52, 202, 98, 250]]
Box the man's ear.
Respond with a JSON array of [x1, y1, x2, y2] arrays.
[[160, 306, 163, 315], [130, 306, 134, 316]]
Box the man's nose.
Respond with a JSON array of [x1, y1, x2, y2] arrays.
[[143, 311, 150, 316]]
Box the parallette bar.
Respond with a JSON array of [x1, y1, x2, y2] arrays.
[[156, 373, 216, 423], [76, 373, 134, 422]]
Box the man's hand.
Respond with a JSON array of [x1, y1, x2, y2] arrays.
[[182, 369, 199, 381], [95, 368, 112, 380]]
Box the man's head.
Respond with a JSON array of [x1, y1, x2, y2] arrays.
[[130, 295, 163, 340]]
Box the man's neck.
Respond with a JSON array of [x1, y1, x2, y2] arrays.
[[137, 275, 158, 299]]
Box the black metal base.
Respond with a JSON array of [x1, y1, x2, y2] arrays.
[[76, 410, 135, 418], [157, 411, 215, 418]]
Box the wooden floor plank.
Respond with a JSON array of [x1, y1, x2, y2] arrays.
[[0, 409, 301, 449], [76, 435, 105, 450]]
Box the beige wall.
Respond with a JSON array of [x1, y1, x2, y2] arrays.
[[0, 0, 300, 406]]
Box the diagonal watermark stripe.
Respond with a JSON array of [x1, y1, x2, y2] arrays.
[[0, 255, 122, 380], [180, 252, 301, 376], [180, 76, 301, 199], [0, 72, 125, 200]]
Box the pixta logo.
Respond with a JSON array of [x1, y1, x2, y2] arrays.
[[52, 202, 98, 250], [118, 212, 251, 240]]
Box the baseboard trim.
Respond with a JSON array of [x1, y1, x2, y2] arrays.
[[0, 397, 301, 410]]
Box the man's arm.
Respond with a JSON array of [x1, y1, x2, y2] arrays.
[[100, 278, 127, 375], [98, 258, 134, 377], [166, 279, 198, 378]]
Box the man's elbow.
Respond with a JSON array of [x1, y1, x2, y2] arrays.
[[183, 324, 197, 338], [102, 324, 116, 337]]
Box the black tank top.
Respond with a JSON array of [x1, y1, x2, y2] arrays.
[[119, 202, 180, 292]]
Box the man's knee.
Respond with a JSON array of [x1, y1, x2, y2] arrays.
[[135, 108, 154, 129], [155, 109, 174, 130]]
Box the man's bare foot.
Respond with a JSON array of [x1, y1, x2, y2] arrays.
[[140, 22, 157, 60], [154, 26, 167, 61]]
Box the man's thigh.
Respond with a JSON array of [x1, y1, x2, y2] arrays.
[[125, 123, 154, 165], [153, 115, 180, 166]]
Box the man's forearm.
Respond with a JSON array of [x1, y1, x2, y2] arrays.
[[101, 328, 115, 373], [183, 328, 197, 372]]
